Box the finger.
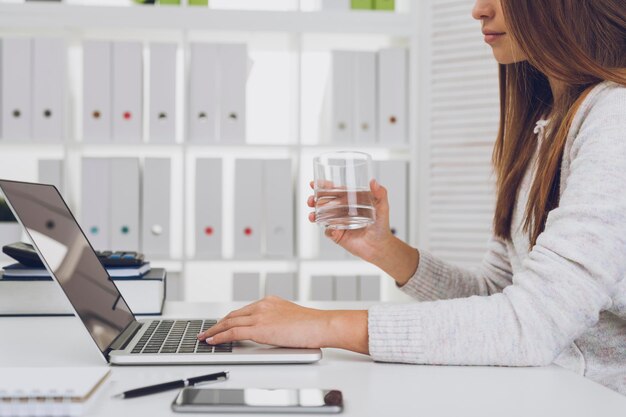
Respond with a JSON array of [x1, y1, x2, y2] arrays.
[[198, 316, 256, 341], [309, 181, 314, 189], [206, 327, 254, 345], [325, 228, 345, 244], [197, 304, 259, 340], [308, 212, 316, 222], [307, 195, 315, 207]]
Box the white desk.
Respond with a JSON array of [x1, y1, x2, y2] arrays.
[[1, 301, 625, 417]]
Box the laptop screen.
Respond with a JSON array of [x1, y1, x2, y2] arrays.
[[0, 180, 135, 356]]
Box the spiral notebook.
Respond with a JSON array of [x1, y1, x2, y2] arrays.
[[0, 367, 110, 417]]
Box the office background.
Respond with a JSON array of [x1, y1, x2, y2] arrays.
[[0, 0, 498, 304]]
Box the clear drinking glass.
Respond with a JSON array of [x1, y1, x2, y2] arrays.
[[313, 151, 376, 230]]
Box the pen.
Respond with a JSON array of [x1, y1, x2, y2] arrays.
[[113, 371, 229, 399]]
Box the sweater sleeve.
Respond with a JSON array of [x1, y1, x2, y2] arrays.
[[400, 237, 514, 301], [369, 85, 626, 366]]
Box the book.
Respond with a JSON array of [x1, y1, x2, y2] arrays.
[[0, 367, 110, 417], [2, 262, 151, 279], [0, 268, 166, 316]]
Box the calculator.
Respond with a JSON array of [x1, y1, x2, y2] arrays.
[[2, 242, 145, 268]]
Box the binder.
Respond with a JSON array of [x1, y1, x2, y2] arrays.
[[351, 0, 373, 9], [376, 160, 408, 241], [1, 38, 32, 141], [218, 44, 247, 144], [264, 159, 294, 258], [195, 158, 222, 259], [83, 41, 112, 143], [265, 272, 297, 301], [149, 43, 177, 143], [234, 159, 263, 258], [358, 275, 380, 301], [232, 272, 260, 301], [378, 47, 408, 144], [354, 51, 377, 144], [330, 50, 354, 143], [335, 275, 358, 301], [38, 159, 64, 195], [310, 275, 334, 301], [142, 158, 171, 258], [32, 38, 65, 143], [81, 158, 111, 250], [319, 229, 349, 259], [112, 41, 143, 143], [188, 43, 219, 144], [374, 0, 395, 10], [110, 158, 140, 251]]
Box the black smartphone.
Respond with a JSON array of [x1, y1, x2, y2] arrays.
[[171, 388, 343, 414]]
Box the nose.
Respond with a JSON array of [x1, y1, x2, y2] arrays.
[[472, 0, 495, 21]]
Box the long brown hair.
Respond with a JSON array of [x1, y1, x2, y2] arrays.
[[493, 0, 626, 247]]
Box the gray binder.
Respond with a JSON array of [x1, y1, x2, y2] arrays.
[[310, 275, 334, 301], [81, 158, 110, 250], [195, 158, 222, 259], [264, 159, 294, 258], [358, 275, 380, 301], [265, 272, 297, 301], [319, 229, 349, 259], [142, 158, 171, 257], [38, 159, 63, 195], [376, 161, 408, 242], [82, 41, 112, 143], [110, 158, 140, 251], [232, 273, 260, 302], [188, 43, 219, 144], [234, 159, 263, 258], [335, 275, 358, 301], [149, 43, 177, 143]]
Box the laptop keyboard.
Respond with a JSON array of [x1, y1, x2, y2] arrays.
[[131, 320, 233, 354]]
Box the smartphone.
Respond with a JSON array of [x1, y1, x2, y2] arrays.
[[171, 387, 343, 414]]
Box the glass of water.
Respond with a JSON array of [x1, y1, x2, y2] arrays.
[[313, 151, 376, 230]]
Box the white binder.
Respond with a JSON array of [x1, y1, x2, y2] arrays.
[[218, 44, 247, 144], [234, 159, 263, 258], [264, 159, 294, 258], [112, 42, 143, 143], [335, 275, 358, 301], [149, 43, 177, 143], [32, 38, 66, 143], [81, 158, 111, 250], [195, 158, 222, 259], [310, 275, 334, 301], [83, 41, 112, 143], [188, 43, 219, 144], [376, 160, 408, 241], [110, 158, 140, 251], [142, 158, 171, 258], [354, 51, 377, 144], [38, 159, 64, 195], [265, 272, 297, 301], [378, 47, 408, 144], [1, 38, 32, 141], [330, 50, 354, 143], [232, 273, 260, 302], [358, 275, 380, 301]]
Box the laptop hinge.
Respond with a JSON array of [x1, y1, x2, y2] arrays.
[[107, 321, 143, 356]]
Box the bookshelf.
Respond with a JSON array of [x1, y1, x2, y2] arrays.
[[0, 1, 420, 304]]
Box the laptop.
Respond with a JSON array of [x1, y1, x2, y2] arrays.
[[0, 179, 322, 365]]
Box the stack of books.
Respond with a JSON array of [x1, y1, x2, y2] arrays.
[[0, 262, 165, 316]]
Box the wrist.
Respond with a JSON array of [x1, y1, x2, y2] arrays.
[[323, 310, 369, 355]]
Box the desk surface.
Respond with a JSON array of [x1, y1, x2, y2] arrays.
[[1, 301, 625, 417]]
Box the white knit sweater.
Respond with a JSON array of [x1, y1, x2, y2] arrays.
[[368, 81, 626, 395]]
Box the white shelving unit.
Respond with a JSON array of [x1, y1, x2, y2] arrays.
[[0, 1, 420, 303]]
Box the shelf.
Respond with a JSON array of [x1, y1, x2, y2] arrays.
[[0, 3, 414, 36]]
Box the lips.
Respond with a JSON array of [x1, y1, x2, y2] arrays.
[[482, 30, 506, 44]]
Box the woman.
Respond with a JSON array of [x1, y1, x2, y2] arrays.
[[198, 0, 626, 394]]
